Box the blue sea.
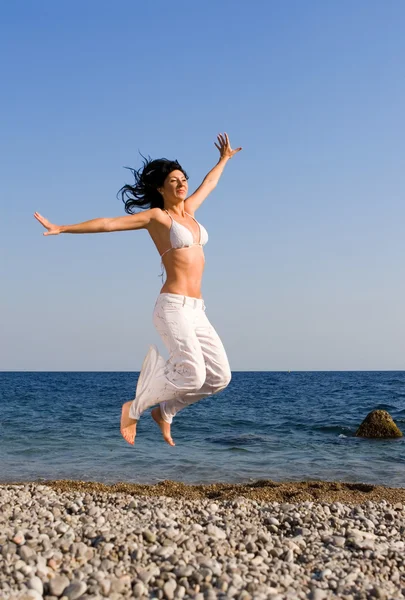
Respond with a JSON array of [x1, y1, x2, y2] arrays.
[[0, 372, 404, 487]]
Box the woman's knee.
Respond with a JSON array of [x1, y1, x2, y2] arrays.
[[219, 368, 232, 390], [209, 366, 232, 393], [172, 359, 206, 392]]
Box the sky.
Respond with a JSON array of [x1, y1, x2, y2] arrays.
[[1, 0, 405, 371]]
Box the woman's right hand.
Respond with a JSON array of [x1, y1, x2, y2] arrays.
[[34, 212, 61, 236]]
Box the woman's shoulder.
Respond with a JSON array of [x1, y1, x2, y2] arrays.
[[145, 207, 169, 231], [146, 207, 166, 222]]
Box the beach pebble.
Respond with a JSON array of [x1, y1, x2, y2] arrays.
[[18, 545, 35, 561], [48, 574, 70, 596], [12, 531, 26, 545], [163, 578, 177, 599], [284, 549, 294, 562], [143, 529, 157, 543], [27, 576, 44, 595], [206, 524, 226, 540], [175, 585, 186, 598], [175, 565, 194, 577], [332, 535, 345, 547], [56, 522, 69, 534], [309, 589, 328, 600], [154, 545, 175, 559], [20, 591, 43, 600], [1, 485, 404, 600], [99, 578, 111, 595], [370, 587, 388, 599], [111, 575, 131, 594], [63, 579, 87, 599], [133, 581, 146, 597]]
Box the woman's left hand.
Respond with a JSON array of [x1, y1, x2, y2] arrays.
[[214, 133, 242, 159]]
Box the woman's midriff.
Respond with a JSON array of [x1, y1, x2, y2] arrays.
[[160, 246, 205, 298]]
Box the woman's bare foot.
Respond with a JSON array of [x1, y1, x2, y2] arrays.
[[151, 406, 175, 446], [120, 401, 137, 445]]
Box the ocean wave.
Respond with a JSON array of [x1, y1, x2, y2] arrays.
[[207, 433, 274, 446]]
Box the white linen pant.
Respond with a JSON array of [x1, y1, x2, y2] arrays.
[[129, 293, 231, 424]]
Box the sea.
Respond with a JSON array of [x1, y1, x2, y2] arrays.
[[0, 371, 404, 487]]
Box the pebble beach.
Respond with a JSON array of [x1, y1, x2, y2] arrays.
[[1, 480, 405, 600]]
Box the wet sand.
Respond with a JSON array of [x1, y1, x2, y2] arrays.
[[4, 478, 405, 504]]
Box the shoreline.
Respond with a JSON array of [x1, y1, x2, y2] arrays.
[[2, 478, 405, 504]]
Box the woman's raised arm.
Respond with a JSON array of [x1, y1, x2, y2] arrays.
[[34, 209, 158, 236], [185, 133, 242, 214]]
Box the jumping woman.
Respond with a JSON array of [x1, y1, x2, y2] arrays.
[[34, 133, 242, 447]]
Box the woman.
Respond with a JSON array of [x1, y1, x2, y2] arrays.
[[34, 133, 242, 447]]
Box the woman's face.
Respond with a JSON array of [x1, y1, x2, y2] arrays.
[[160, 169, 188, 202]]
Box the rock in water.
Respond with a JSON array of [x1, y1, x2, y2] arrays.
[[355, 410, 403, 438]]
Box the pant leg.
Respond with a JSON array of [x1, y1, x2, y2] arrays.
[[129, 294, 206, 420], [160, 305, 232, 424]]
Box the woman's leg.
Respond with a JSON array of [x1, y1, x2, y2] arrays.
[[129, 294, 207, 421], [159, 305, 231, 424], [121, 294, 207, 445]]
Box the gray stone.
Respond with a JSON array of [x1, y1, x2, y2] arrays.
[[99, 578, 111, 596], [332, 536, 345, 547], [310, 589, 328, 600], [138, 566, 159, 584], [370, 587, 388, 599], [143, 529, 157, 543], [206, 524, 226, 540], [163, 578, 177, 599], [175, 565, 194, 577], [284, 549, 294, 562], [22, 591, 43, 600], [56, 522, 69, 534], [48, 574, 70, 596], [27, 576, 44, 595], [133, 581, 146, 597], [18, 545, 35, 561], [63, 580, 88, 599], [154, 545, 175, 559], [110, 575, 131, 594], [175, 585, 186, 599]]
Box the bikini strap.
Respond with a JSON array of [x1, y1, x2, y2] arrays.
[[164, 209, 173, 221]]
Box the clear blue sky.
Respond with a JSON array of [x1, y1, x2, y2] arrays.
[[1, 0, 405, 371]]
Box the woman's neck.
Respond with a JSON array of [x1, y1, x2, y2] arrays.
[[165, 203, 186, 218]]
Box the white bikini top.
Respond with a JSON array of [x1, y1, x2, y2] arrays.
[[160, 210, 208, 259], [159, 210, 208, 281]]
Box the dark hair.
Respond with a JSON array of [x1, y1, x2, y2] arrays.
[[118, 156, 188, 214]]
